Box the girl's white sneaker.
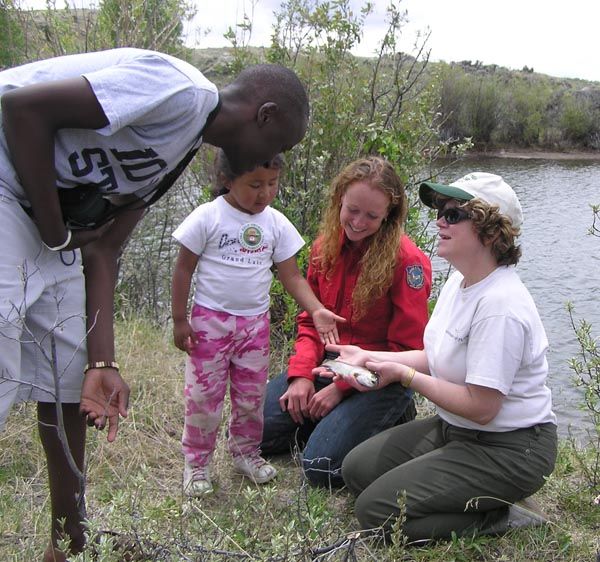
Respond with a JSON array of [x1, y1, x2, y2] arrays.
[[183, 462, 213, 496], [232, 454, 277, 484]]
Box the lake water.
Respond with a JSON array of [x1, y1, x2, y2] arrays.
[[430, 156, 600, 442]]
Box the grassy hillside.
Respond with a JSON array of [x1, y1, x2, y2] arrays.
[[5, 3, 600, 153]]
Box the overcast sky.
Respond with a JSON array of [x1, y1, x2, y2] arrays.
[[190, 0, 600, 82], [20, 0, 600, 82]]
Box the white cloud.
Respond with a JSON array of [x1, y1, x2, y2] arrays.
[[189, 0, 600, 82], [399, 0, 600, 82], [187, 0, 279, 49], [20, 0, 600, 82]]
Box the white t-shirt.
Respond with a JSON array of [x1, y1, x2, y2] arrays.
[[424, 266, 557, 431], [172, 196, 305, 315], [0, 48, 218, 202]]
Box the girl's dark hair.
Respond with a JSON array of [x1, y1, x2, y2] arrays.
[[212, 149, 285, 197]]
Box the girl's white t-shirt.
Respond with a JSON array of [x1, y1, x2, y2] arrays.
[[173, 196, 305, 316], [424, 266, 557, 431]]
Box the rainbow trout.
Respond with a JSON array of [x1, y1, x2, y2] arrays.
[[320, 359, 379, 388]]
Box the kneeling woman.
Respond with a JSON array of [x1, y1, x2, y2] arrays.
[[326, 173, 557, 542]]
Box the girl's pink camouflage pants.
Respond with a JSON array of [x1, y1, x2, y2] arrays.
[[182, 304, 270, 469]]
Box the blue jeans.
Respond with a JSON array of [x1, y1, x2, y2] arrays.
[[260, 372, 415, 488]]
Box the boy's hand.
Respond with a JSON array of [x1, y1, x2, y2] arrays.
[[173, 320, 198, 354], [67, 221, 115, 249], [312, 308, 346, 345], [80, 368, 129, 442]]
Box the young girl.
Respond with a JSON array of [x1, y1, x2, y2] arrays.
[[171, 150, 344, 496]]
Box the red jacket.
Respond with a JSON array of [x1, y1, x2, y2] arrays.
[[287, 233, 432, 389]]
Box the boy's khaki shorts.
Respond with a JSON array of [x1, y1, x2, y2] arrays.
[[0, 194, 87, 429]]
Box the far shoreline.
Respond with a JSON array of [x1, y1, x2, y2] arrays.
[[467, 148, 600, 161]]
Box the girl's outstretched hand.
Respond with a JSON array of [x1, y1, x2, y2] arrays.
[[312, 308, 346, 345]]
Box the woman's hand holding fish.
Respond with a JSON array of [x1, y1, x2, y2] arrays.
[[312, 364, 335, 378], [326, 360, 406, 392], [363, 361, 410, 388], [324, 343, 371, 366]]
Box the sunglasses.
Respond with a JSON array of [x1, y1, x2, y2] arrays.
[[437, 207, 472, 224]]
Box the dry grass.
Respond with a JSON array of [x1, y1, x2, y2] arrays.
[[1, 318, 598, 561]]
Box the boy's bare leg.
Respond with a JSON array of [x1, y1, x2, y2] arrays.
[[38, 402, 86, 561]]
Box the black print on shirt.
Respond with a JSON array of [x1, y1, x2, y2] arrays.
[[68, 147, 167, 191], [219, 233, 238, 249]]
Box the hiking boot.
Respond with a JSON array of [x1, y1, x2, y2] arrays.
[[233, 454, 277, 484], [507, 496, 548, 529], [183, 462, 213, 496]]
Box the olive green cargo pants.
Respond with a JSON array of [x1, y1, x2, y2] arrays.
[[342, 415, 557, 542]]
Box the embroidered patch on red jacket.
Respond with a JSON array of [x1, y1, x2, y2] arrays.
[[406, 265, 425, 289]]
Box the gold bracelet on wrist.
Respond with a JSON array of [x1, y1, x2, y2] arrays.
[[84, 361, 120, 373], [404, 367, 416, 388]]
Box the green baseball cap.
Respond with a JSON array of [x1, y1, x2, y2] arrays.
[[419, 172, 523, 227]]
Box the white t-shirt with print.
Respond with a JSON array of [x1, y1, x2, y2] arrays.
[[424, 266, 557, 431], [173, 196, 305, 316], [0, 48, 218, 202]]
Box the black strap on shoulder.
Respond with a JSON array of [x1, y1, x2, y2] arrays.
[[22, 97, 222, 230], [137, 96, 222, 209]]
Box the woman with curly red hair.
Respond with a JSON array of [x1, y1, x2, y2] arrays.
[[260, 156, 432, 487]]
